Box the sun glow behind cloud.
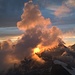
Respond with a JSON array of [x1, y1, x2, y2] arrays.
[[33, 47, 40, 54]]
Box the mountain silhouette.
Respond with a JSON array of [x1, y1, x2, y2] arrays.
[[1, 43, 75, 75]]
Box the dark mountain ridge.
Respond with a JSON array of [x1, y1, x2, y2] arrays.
[[1, 43, 75, 75]]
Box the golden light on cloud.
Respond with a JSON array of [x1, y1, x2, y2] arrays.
[[32, 54, 45, 63]]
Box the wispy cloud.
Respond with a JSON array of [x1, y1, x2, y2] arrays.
[[54, 4, 70, 17], [65, 0, 75, 7], [54, 0, 75, 18], [46, 5, 59, 11]]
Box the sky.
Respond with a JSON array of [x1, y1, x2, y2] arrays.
[[0, 0, 75, 72], [0, 0, 75, 46]]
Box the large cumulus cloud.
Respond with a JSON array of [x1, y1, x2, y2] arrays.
[[17, 1, 51, 30]]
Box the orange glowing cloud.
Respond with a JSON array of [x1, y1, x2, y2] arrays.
[[17, 1, 51, 31]]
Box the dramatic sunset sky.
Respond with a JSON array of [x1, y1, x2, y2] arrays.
[[0, 0, 75, 46]]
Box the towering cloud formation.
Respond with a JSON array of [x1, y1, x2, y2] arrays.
[[16, 1, 63, 60], [17, 1, 51, 30]]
